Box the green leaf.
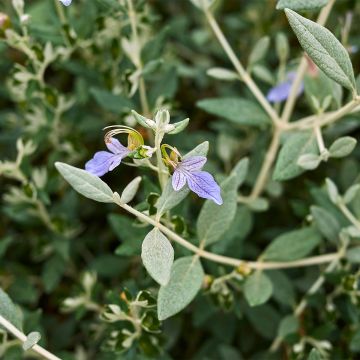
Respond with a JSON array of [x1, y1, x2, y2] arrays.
[[23, 332, 41, 351], [248, 36, 270, 66], [278, 315, 299, 338], [197, 174, 238, 246], [157, 256, 204, 320], [277, 0, 328, 11], [311, 206, 340, 243], [297, 153, 321, 170], [350, 329, 360, 352], [90, 88, 134, 114], [273, 131, 317, 181], [141, 228, 174, 286], [346, 247, 360, 263], [308, 348, 323, 360], [285, 9, 356, 91], [329, 136, 357, 158], [168, 118, 190, 135], [55, 162, 113, 203], [197, 98, 270, 127], [244, 272, 273, 307], [325, 178, 339, 204], [0, 288, 22, 330], [344, 184, 360, 204], [155, 142, 209, 215], [120, 176, 142, 204], [230, 157, 249, 188], [262, 227, 322, 261], [206, 67, 239, 81]]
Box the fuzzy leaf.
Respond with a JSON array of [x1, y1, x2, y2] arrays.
[[23, 332, 41, 351], [55, 162, 113, 203], [168, 118, 189, 135], [157, 256, 204, 320], [273, 131, 317, 181], [244, 272, 273, 307], [277, 0, 328, 11], [120, 176, 142, 204], [262, 227, 322, 261], [0, 288, 22, 330], [207, 67, 239, 81], [141, 228, 174, 286], [278, 315, 299, 338], [285, 9, 356, 91], [311, 206, 340, 243], [329, 136, 357, 158]]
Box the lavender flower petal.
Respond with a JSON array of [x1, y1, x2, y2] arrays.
[[59, 0, 72, 5], [186, 171, 223, 205], [266, 81, 292, 103], [106, 137, 130, 156], [172, 169, 187, 191], [180, 156, 207, 172], [85, 151, 123, 177]]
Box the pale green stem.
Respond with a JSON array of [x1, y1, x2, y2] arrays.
[[154, 132, 168, 190], [0, 315, 61, 360]]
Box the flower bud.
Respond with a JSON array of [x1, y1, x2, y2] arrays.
[[155, 109, 170, 129]]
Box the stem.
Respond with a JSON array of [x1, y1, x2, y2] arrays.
[[154, 132, 168, 190], [204, 9, 282, 128], [314, 123, 326, 154], [249, 129, 281, 199], [338, 202, 360, 230], [0, 315, 61, 360], [116, 201, 342, 270], [270, 258, 339, 352]]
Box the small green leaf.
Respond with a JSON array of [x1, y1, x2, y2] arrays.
[[120, 176, 142, 204], [131, 110, 154, 129], [157, 256, 204, 320], [329, 136, 357, 158], [0, 288, 22, 330], [308, 348, 323, 360], [278, 315, 299, 338], [55, 162, 113, 203], [197, 98, 270, 127], [168, 118, 189, 134], [273, 131, 317, 181], [249, 36, 270, 66], [262, 227, 322, 261], [207, 67, 239, 81], [285, 9, 356, 91], [311, 206, 340, 243], [276, 32, 289, 62], [297, 153, 321, 170], [230, 157, 249, 188], [277, 0, 328, 11], [141, 228, 174, 286], [346, 247, 360, 263], [197, 174, 238, 246], [325, 178, 339, 204], [244, 272, 273, 307], [23, 332, 41, 351], [90, 88, 134, 114], [156, 142, 209, 215], [344, 184, 360, 204]]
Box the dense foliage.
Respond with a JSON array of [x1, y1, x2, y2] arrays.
[[1, 0, 360, 359]]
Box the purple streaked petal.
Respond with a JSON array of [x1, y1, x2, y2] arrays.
[[179, 156, 207, 172], [266, 81, 292, 103], [186, 171, 223, 205], [172, 169, 187, 191], [106, 137, 130, 156], [85, 151, 123, 177]]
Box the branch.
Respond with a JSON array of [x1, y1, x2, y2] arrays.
[[0, 315, 61, 360]]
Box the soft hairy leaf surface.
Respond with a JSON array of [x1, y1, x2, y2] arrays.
[[311, 206, 340, 243], [277, 0, 328, 11], [197, 174, 238, 246], [285, 9, 356, 91], [273, 131, 317, 181], [262, 227, 322, 261], [120, 176, 142, 204], [141, 228, 174, 286], [157, 256, 204, 320], [244, 272, 273, 307], [55, 162, 113, 203], [0, 288, 22, 330]]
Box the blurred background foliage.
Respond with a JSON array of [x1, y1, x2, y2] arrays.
[[1, 0, 360, 359]]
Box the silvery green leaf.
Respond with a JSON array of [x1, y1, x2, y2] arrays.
[[157, 256, 204, 320], [230, 157, 249, 188], [278, 315, 299, 338], [277, 0, 328, 11], [311, 206, 340, 243], [273, 131, 317, 181], [262, 227, 322, 261], [0, 288, 22, 330], [329, 136, 357, 158], [285, 9, 356, 91], [168, 118, 189, 134], [251, 65, 275, 85], [141, 228, 174, 286], [207, 67, 239, 81], [197, 98, 271, 127], [297, 153, 321, 170], [308, 348, 323, 360], [156, 142, 209, 215], [346, 246, 360, 263], [248, 36, 270, 66], [344, 184, 360, 204], [120, 176, 142, 204], [247, 197, 269, 212], [325, 178, 339, 204], [131, 110, 154, 129], [23, 332, 41, 351], [346, 225, 360, 238], [244, 272, 273, 307], [55, 162, 113, 203], [197, 174, 238, 246], [189, 0, 214, 10], [276, 32, 289, 62]]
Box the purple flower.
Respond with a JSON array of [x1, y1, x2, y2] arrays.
[[85, 138, 130, 177], [171, 156, 223, 205], [59, 0, 72, 6], [266, 72, 304, 103]]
